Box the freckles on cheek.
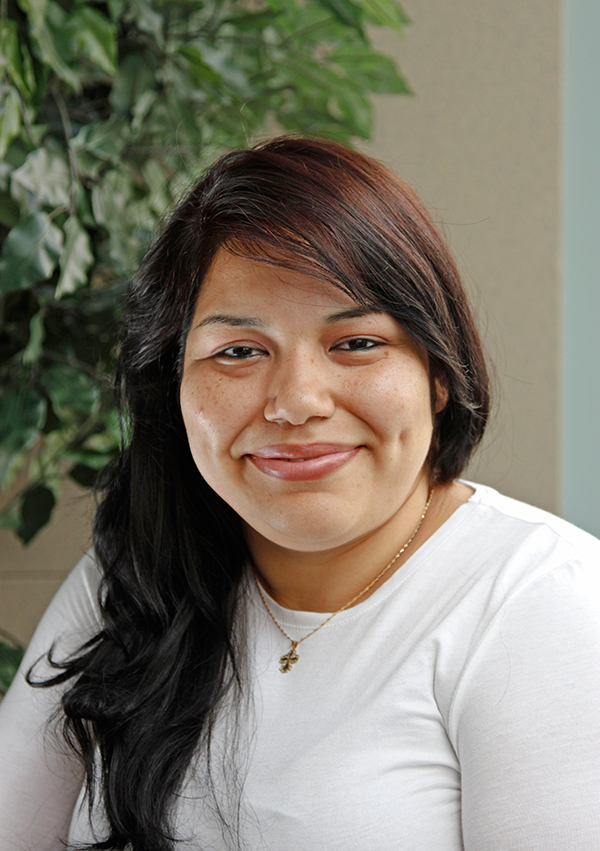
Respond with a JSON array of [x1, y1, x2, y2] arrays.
[[180, 382, 210, 442], [182, 376, 240, 446]]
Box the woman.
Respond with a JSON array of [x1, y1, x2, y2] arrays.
[[1, 136, 599, 851]]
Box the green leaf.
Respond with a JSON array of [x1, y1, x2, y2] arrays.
[[141, 159, 171, 217], [105, 0, 126, 21], [317, 0, 365, 33], [185, 41, 252, 96], [40, 363, 100, 418], [0, 214, 64, 293], [67, 6, 118, 76], [16, 483, 56, 544], [110, 53, 157, 119], [27, 2, 82, 91], [91, 169, 141, 272], [68, 462, 99, 487], [131, 89, 156, 132], [0, 386, 46, 486], [66, 426, 120, 485], [0, 16, 38, 99], [264, 0, 301, 18], [33, 27, 80, 89], [0, 88, 22, 162], [0, 498, 21, 532], [110, 52, 157, 114], [221, 9, 279, 32], [15, 0, 48, 31], [0, 190, 21, 229], [86, 410, 124, 451], [130, 0, 165, 47], [67, 447, 115, 470], [330, 44, 411, 93], [0, 641, 25, 695], [55, 216, 94, 298], [178, 44, 223, 86], [22, 306, 46, 365], [0, 20, 34, 97], [355, 0, 409, 33], [11, 148, 71, 211], [72, 115, 128, 176], [334, 86, 373, 138]]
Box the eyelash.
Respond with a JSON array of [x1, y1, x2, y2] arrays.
[[333, 338, 383, 352], [215, 345, 266, 360], [214, 338, 384, 361]]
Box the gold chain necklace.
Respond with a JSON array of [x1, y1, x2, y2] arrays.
[[254, 487, 435, 673]]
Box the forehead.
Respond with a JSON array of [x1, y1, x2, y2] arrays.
[[194, 249, 361, 317]]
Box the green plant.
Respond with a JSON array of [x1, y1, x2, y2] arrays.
[[0, 628, 24, 694], [0, 0, 410, 543]]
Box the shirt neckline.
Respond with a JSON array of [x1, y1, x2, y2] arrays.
[[249, 481, 488, 632]]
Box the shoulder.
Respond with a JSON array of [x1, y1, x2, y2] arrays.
[[441, 486, 600, 726], [40, 549, 103, 634], [466, 480, 598, 542], [421, 482, 600, 683], [18, 550, 104, 682], [452, 481, 600, 589]]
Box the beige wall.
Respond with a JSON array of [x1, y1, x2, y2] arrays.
[[1, 0, 563, 644], [368, 0, 562, 511], [0, 483, 93, 645]]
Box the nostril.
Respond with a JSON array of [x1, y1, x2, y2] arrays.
[[263, 387, 335, 426]]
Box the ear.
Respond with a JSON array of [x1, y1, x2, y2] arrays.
[[433, 376, 449, 414]]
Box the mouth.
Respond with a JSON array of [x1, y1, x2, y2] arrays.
[[246, 444, 361, 481]]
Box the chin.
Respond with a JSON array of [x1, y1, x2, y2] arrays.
[[245, 505, 371, 552], [269, 530, 354, 552]]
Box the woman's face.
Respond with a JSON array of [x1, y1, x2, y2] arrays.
[[180, 249, 443, 553]]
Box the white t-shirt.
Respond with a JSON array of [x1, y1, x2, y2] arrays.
[[1, 483, 600, 850]]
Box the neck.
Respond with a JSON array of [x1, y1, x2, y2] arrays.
[[247, 479, 467, 613]]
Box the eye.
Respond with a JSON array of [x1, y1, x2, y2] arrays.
[[214, 344, 266, 360], [334, 338, 383, 352]]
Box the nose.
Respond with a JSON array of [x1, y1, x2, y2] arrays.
[[263, 350, 336, 425]]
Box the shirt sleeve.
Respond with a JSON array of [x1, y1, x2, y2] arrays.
[[451, 559, 600, 850], [0, 552, 103, 851]]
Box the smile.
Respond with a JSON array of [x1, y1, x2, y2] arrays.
[[247, 444, 361, 481]]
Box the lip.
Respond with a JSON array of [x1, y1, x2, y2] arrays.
[[246, 444, 361, 481]]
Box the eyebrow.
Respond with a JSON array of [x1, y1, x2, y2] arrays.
[[324, 306, 383, 324], [193, 306, 382, 332], [193, 314, 267, 331]]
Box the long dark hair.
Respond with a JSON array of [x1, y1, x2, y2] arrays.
[[33, 136, 489, 850]]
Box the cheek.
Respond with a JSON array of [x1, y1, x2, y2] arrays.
[[180, 375, 228, 452], [180, 372, 258, 458], [351, 364, 434, 439]]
